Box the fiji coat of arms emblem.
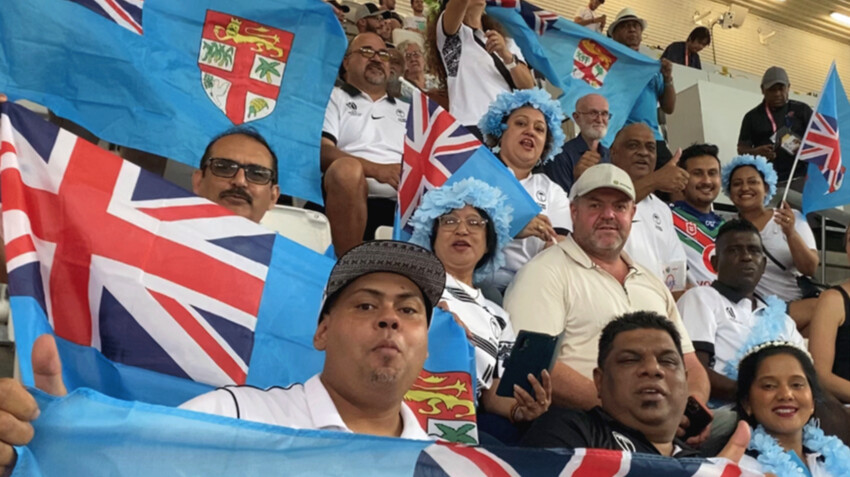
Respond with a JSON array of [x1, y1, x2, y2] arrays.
[[198, 11, 294, 124], [571, 39, 618, 89], [404, 370, 478, 444]]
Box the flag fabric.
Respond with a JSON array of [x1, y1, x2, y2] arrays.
[[0, 0, 346, 204], [395, 91, 541, 240], [486, 1, 661, 146], [1, 101, 334, 406], [800, 63, 850, 215], [12, 387, 754, 477]]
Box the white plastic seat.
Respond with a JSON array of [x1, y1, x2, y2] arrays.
[[261, 205, 332, 254]]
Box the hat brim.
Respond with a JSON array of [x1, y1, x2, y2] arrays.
[[607, 16, 647, 37]]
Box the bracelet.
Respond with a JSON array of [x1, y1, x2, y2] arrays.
[[508, 401, 522, 424], [504, 54, 518, 70]]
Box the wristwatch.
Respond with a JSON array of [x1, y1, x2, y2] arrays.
[[504, 54, 518, 70]]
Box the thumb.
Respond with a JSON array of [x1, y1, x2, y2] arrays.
[[666, 148, 682, 167], [32, 334, 68, 397], [716, 420, 751, 464]]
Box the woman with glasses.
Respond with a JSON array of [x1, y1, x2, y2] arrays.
[[477, 88, 571, 294], [426, 0, 535, 135], [409, 178, 552, 441], [736, 341, 850, 476]]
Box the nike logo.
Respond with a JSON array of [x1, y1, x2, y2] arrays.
[[371, 114, 385, 120]]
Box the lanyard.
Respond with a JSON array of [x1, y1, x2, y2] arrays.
[[684, 51, 689, 67], [765, 103, 777, 133]]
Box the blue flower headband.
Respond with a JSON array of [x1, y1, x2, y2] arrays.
[[721, 155, 778, 206], [409, 178, 513, 282], [477, 88, 566, 165]]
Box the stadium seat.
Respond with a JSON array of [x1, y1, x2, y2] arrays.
[[261, 205, 332, 254], [374, 225, 394, 240]]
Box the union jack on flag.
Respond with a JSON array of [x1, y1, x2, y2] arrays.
[[799, 111, 845, 193], [1, 102, 274, 389], [71, 0, 143, 34]]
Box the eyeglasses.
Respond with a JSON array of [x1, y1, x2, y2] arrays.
[[575, 110, 612, 120], [404, 51, 422, 60], [351, 46, 391, 63], [438, 215, 488, 231], [205, 158, 276, 185]]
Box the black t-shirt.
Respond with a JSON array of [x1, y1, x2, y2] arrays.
[[520, 407, 699, 458], [737, 99, 813, 181]]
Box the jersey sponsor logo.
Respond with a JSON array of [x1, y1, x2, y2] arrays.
[[371, 114, 385, 120], [571, 39, 617, 89], [536, 190, 547, 203], [725, 306, 738, 322], [686, 221, 697, 236]]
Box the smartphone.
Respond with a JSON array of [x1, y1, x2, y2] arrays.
[[682, 396, 713, 439], [495, 330, 562, 400]]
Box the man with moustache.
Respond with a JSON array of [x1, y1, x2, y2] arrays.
[[670, 144, 725, 287], [542, 94, 611, 194], [354, 3, 386, 34], [321, 33, 409, 256], [504, 164, 710, 440]]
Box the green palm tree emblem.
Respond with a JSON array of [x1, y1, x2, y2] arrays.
[[254, 57, 281, 83], [201, 41, 233, 68], [433, 423, 477, 444]]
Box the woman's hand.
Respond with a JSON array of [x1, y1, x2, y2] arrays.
[[773, 201, 796, 236], [517, 214, 558, 243], [484, 30, 512, 63], [510, 369, 552, 422]]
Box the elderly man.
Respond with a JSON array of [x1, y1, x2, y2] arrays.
[[0, 240, 445, 472], [321, 33, 409, 256], [738, 66, 812, 183], [504, 163, 710, 441], [611, 123, 688, 293], [670, 144, 725, 287], [542, 93, 610, 193], [522, 312, 752, 463], [608, 8, 676, 167]]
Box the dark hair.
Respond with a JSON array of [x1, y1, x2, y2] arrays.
[[199, 127, 279, 185], [687, 26, 711, 45], [715, 218, 763, 249], [735, 344, 823, 427], [597, 311, 683, 368], [486, 110, 556, 163], [430, 207, 497, 273], [679, 143, 720, 170]]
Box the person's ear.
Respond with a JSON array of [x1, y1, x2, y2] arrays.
[[313, 319, 329, 351], [592, 367, 603, 399]]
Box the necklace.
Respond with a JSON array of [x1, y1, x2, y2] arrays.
[[749, 423, 850, 477]]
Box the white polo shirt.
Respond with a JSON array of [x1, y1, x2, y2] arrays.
[[575, 6, 602, 33], [624, 194, 688, 291], [677, 285, 804, 380], [486, 173, 572, 291], [436, 12, 525, 128], [441, 274, 514, 394], [179, 374, 431, 440], [756, 209, 817, 302], [322, 84, 409, 199], [504, 234, 695, 379]]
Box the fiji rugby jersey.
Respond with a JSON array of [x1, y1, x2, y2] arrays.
[[670, 201, 724, 287]]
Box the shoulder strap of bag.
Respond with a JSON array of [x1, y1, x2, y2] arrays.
[[471, 30, 517, 91]]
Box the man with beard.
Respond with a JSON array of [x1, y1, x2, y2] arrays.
[[354, 3, 386, 34], [504, 164, 710, 442], [542, 94, 611, 193], [670, 144, 725, 287], [321, 33, 409, 256]]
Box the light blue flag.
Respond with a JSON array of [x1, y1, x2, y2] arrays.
[[0, 0, 346, 204], [800, 63, 850, 215], [486, 1, 660, 145]]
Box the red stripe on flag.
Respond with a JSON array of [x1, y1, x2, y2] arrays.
[[103, 0, 142, 33], [150, 290, 247, 384], [444, 444, 514, 477], [4, 235, 36, 262], [137, 204, 236, 221], [572, 448, 624, 477], [718, 462, 742, 477]]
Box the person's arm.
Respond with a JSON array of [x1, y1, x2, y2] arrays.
[[572, 12, 597, 27], [737, 111, 777, 159], [696, 350, 737, 402], [441, 0, 469, 36], [320, 138, 401, 188], [684, 351, 710, 404], [632, 149, 686, 202], [774, 205, 819, 277], [659, 61, 676, 115], [670, 290, 709, 403], [808, 289, 850, 402], [487, 35, 534, 89]]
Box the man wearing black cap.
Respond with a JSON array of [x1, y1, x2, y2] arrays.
[[0, 241, 445, 469], [738, 66, 813, 183]]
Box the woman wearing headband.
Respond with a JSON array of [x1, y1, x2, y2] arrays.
[[721, 155, 819, 326], [409, 178, 552, 436], [736, 341, 850, 476]]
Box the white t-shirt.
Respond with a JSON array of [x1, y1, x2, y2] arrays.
[[403, 15, 426, 33], [575, 6, 602, 33], [441, 274, 514, 394], [678, 286, 804, 381], [624, 194, 688, 291], [756, 209, 817, 302], [486, 173, 572, 291], [436, 12, 525, 128], [180, 374, 431, 440], [322, 84, 409, 199]]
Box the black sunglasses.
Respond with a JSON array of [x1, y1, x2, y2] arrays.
[[205, 157, 275, 185]]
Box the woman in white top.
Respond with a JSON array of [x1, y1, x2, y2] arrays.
[[736, 341, 850, 477], [721, 155, 819, 327], [409, 178, 551, 428], [477, 88, 572, 292], [427, 0, 535, 133]]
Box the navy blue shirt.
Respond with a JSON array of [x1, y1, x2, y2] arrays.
[[541, 135, 610, 194]]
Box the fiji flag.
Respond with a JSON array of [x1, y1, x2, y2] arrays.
[[395, 91, 540, 240], [800, 62, 850, 215], [1, 102, 334, 406], [0, 0, 346, 204], [485, 0, 660, 146]]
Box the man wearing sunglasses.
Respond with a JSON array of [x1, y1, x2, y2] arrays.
[[192, 128, 280, 224], [321, 33, 409, 256]]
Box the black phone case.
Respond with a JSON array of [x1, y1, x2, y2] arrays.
[[495, 330, 562, 399]]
